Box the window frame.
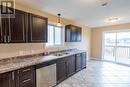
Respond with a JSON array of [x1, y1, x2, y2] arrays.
[[46, 24, 64, 47]]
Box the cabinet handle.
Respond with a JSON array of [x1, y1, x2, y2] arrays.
[[76, 54, 80, 56], [22, 79, 31, 83], [8, 36, 10, 42], [12, 72, 15, 80], [22, 68, 31, 72], [4, 35, 6, 43]]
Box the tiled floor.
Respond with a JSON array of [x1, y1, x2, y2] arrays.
[[56, 60, 130, 87]]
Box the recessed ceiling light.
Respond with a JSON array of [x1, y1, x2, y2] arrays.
[[107, 17, 120, 23]]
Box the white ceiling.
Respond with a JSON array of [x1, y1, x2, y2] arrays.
[[16, 0, 130, 28]]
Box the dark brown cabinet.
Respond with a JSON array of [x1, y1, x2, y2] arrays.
[[0, 72, 15, 87], [0, 66, 35, 87], [76, 27, 82, 41], [67, 55, 75, 77], [16, 66, 36, 87], [0, 8, 27, 43], [0, 29, 2, 42], [1, 18, 7, 43], [71, 26, 77, 41], [65, 24, 82, 42], [8, 9, 27, 43], [28, 14, 48, 43], [75, 53, 82, 72], [57, 55, 76, 83], [75, 52, 87, 72], [0, 18, 3, 43], [0, 52, 86, 87], [0, 7, 48, 43], [81, 52, 87, 69], [57, 58, 67, 83]]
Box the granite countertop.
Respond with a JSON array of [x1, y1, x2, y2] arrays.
[[0, 50, 86, 74]]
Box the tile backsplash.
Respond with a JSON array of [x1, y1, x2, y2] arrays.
[[0, 43, 77, 59]]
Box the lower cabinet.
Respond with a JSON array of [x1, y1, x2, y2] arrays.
[[0, 72, 15, 87], [67, 55, 75, 77], [0, 66, 36, 87], [56, 58, 67, 84], [57, 55, 76, 83], [75, 54, 82, 72], [81, 52, 87, 69], [57, 53, 87, 84], [15, 66, 36, 87], [75, 52, 87, 72], [0, 52, 87, 87]]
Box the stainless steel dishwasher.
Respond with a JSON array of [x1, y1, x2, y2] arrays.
[[36, 63, 57, 87]]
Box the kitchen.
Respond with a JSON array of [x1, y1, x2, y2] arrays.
[[0, 0, 130, 87]]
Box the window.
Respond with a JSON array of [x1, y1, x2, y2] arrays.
[[46, 24, 63, 46]]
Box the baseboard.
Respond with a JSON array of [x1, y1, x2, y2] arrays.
[[89, 57, 102, 61]]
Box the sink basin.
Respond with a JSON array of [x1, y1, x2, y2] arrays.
[[53, 52, 69, 56]]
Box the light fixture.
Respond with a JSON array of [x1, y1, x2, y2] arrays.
[[57, 13, 62, 26], [108, 17, 120, 23], [101, 2, 108, 7]]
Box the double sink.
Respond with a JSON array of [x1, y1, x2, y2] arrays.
[[53, 52, 70, 56]]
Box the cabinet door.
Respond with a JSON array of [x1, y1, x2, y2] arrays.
[[0, 18, 3, 43], [81, 52, 87, 69], [29, 14, 48, 43], [8, 9, 27, 43], [65, 25, 71, 42], [67, 55, 75, 77], [76, 27, 81, 42], [71, 26, 77, 42], [57, 58, 67, 83], [65, 25, 82, 42], [0, 18, 8, 43], [0, 72, 14, 87], [75, 54, 82, 72]]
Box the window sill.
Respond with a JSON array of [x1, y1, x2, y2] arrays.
[[45, 44, 64, 49]]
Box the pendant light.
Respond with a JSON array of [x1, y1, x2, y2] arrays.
[[57, 13, 62, 26]]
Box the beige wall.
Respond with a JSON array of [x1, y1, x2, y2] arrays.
[[91, 23, 130, 60], [0, 3, 91, 59]]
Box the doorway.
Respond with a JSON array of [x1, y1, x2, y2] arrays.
[[102, 30, 130, 65]]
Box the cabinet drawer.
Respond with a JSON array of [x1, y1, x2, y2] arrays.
[[16, 66, 36, 87], [20, 78, 33, 87], [18, 66, 35, 81], [19, 66, 34, 75], [19, 72, 33, 81]]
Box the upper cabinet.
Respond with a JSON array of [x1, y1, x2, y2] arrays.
[[0, 6, 48, 43], [0, 7, 27, 43], [65, 24, 82, 42], [28, 14, 48, 43], [8, 9, 27, 43], [0, 18, 3, 43], [76, 27, 82, 42]]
